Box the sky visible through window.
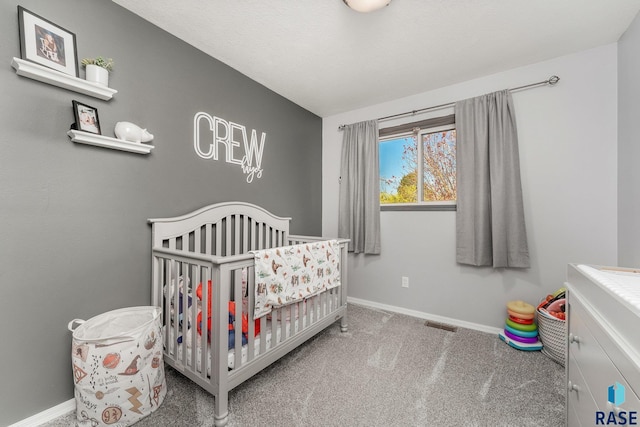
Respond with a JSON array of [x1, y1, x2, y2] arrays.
[[380, 130, 456, 203], [380, 137, 410, 196]]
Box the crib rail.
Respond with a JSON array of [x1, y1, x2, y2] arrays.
[[152, 240, 348, 380]]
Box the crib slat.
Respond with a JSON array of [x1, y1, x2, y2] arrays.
[[233, 269, 242, 370], [332, 288, 337, 313], [170, 259, 179, 362], [234, 215, 240, 256], [179, 261, 187, 368], [205, 223, 212, 255], [186, 265, 194, 368], [226, 216, 232, 256], [270, 227, 275, 249], [305, 295, 311, 327], [160, 258, 170, 357], [281, 307, 287, 341], [271, 309, 278, 346], [189, 263, 198, 371], [194, 227, 201, 254], [242, 216, 249, 254], [199, 267, 209, 378], [260, 314, 267, 354], [215, 221, 222, 255], [258, 222, 264, 250], [246, 266, 255, 363], [280, 307, 288, 343], [181, 233, 189, 252], [290, 303, 297, 338]]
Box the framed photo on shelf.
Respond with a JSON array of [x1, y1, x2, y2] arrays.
[[72, 100, 101, 135], [17, 6, 79, 77]]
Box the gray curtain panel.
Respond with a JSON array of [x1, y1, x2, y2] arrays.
[[455, 90, 530, 268], [338, 120, 381, 254]]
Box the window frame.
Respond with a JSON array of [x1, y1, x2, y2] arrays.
[[379, 115, 457, 212]]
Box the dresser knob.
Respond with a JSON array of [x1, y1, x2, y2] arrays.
[[568, 381, 580, 392], [569, 333, 581, 344]]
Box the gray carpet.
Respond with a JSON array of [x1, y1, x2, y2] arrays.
[[44, 303, 565, 426]]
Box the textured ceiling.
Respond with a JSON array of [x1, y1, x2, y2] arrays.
[[112, 0, 640, 117]]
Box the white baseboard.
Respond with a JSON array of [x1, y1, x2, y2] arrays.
[[8, 399, 75, 427], [347, 297, 502, 335]]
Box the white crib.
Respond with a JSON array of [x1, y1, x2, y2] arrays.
[[148, 201, 348, 426]]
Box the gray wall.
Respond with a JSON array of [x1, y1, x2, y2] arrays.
[[618, 11, 640, 268], [0, 0, 322, 424]]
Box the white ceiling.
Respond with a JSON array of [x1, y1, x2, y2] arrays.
[[112, 0, 640, 117]]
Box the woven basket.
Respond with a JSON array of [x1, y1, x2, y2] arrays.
[[536, 308, 566, 366]]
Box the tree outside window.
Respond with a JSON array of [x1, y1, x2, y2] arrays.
[[380, 125, 456, 206]]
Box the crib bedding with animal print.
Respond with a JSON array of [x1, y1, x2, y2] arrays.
[[252, 240, 341, 319]]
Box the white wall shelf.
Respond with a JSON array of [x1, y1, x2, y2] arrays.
[[67, 130, 154, 154], [11, 57, 117, 101]]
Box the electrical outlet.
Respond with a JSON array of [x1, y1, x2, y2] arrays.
[[401, 276, 409, 288]]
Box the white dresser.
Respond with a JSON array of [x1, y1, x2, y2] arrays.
[[565, 264, 640, 426]]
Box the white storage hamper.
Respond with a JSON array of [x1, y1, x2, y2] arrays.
[[536, 308, 566, 366], [68, 306, 167, 427]]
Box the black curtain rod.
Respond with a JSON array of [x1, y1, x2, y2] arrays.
[[338, 75, 560, 131]]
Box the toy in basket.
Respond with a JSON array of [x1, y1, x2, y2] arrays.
[[536, 289, 567, 366], [499, 300, 543, 351]]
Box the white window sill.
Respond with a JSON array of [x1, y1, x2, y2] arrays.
[[381, 204, 456, 212]]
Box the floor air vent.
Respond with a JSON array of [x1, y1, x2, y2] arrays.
[[425, 321, 457, 332]]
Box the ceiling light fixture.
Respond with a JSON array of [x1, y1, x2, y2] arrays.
[[343, 0, 391, 13]]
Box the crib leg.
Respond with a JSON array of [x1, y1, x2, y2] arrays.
[[340, 315, 348, 333], [214, 412, 228, 426], [214, 395, 229, 427]]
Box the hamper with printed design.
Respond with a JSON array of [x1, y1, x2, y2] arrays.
[[68, 306, 166, 427]]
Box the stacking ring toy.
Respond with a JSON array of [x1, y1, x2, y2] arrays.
[[506, 300, 535, 315], [506, 318, 537, 332], [507, 309, 535, 320], [504, 329, 539, 344], [499, 331, 542, 351], [505, 324, 538, 338], [508, 314, 534, 325]]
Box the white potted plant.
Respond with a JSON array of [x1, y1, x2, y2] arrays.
[[81, 56, 114, 87]]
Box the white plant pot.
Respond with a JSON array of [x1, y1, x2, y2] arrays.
[[85, 64, 109, 87]]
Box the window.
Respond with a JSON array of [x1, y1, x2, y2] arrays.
[[379, 114, 456, 210]]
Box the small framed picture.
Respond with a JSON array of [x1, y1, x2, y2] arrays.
[[17, 6, 79, 77], [72, 100, 101, 135]]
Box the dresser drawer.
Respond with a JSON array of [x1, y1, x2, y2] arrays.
[[566, 264, 640, 425], [567, 351, 598, 427], [570, 290, 640, 401]]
